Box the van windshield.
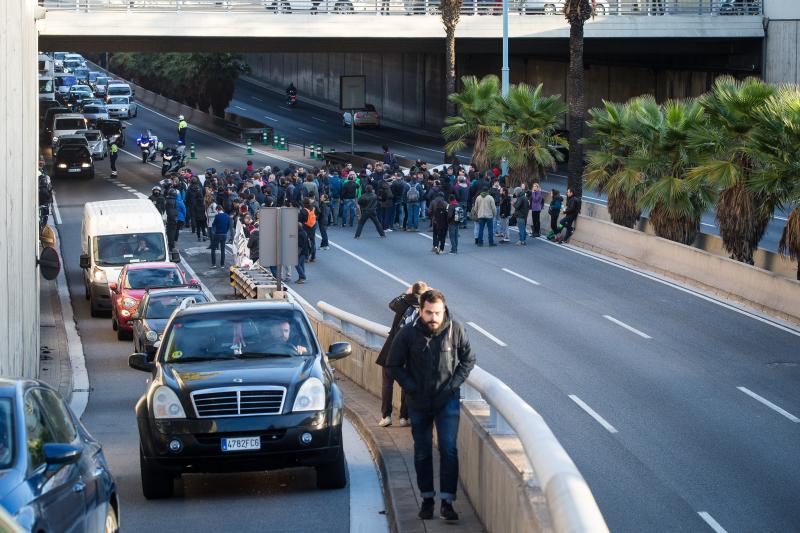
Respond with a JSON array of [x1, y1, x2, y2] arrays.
[[93, 233, 166, 266], [39, 79, 54, 93], [55, 118, 87, 131]]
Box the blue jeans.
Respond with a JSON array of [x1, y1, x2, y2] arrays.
[[477, 218, 494, 245], [448, 224, 459, 252], [408, 394, 461, 501], [330, 198, 340, 225], [407, 202, 419, 229], [210, 233, 226, 266], [517, 217, 527, 243], [295, 253, 306, 279], [342, 199, 356, 226]]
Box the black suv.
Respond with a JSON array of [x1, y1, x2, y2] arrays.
[[128, 300, 352, 499]]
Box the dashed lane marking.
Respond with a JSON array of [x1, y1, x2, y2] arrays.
[[569, 395, 619, 434]]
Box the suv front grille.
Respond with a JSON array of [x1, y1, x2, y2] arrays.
[[191, 386, 286, 418]]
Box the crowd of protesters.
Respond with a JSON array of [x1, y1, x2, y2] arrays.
[[147, 152, 581, 282]]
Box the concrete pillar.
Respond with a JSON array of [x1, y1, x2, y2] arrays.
[[764, 0, 800, 84], [0, 0, 40, 377]]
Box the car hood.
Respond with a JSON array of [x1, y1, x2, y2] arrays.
[[166, 357, 314, 394], [122, 288, 147, 300]]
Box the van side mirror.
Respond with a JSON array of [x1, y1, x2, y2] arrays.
[[170, 250, 181, 263], [79, 254, 90, 269]]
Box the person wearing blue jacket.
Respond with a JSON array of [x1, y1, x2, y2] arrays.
[[329, 171, 342, 225], [210, 205, 230, 268]]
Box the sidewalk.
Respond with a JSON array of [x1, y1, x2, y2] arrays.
[[39, 276, 72, 401], [175, 235, 485, 533]]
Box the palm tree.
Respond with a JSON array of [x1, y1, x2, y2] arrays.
[[688, 76, 776, 265], [632, 98, 715, 245], [749, 86, 800, 280], [563, 0, 594, 198], [442, 75, 500, 170], [486, 83, 567, 187], [584, 98, 647, 228], [440, 0, 463, 118]]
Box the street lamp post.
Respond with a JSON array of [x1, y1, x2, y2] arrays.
[[501, 0, 509, 176]]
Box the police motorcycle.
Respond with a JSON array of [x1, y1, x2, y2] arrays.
[[136, 131, 159, 164], [161, 142, 187, 176]]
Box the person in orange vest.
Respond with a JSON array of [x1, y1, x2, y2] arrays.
[[299, 197, 317, 262]]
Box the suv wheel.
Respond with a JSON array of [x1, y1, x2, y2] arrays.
[[140, 447, 174, 499], [315, 449, 347, 490], [104, 502, 119, 533]]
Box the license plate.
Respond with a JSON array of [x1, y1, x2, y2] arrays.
[[221, 436, 260, 452], [68, 168, 81, 173]]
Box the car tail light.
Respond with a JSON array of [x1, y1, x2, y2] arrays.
[[355, 113, 362, 119]]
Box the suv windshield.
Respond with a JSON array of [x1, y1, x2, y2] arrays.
[[93, 233, 166, 266], [125, 268, 183, 290], [146, 293, 207, 319], [108, 97, 128, 105], [0, 399, 12, 469], [96, 76, 108, 85], [55, 118, 86, 131], [107, 86, 130, 96], [163, 309, 316, 362]]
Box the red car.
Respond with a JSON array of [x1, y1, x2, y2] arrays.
[[110, 262, 196, 340]]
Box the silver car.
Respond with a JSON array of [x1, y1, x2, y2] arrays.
[[106, 96, 138, 119], [517, 0, 607, 15], [82, 104, 109, 128], [83, 129, 108, 160]]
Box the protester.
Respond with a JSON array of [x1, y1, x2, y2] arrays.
[[530, 182, 545, 237], [375, 281, 428, 427], [560, 188, 581, 244], [386, 289, 476, 522], [497, 187, 511, 244], [210, 204, 230, 268], [471, 188, 497, 247], [296, 221, 310, 283], [354, 185, 386, 239], [513, 187, 530, 246], [549, 188, 563, 236], [430, 194, 449, 254], [446, 195, 461, 254]]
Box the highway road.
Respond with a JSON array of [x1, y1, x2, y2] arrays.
[[47, 120, 388, 532], [227, 77, 789, 252], [72, 98, 800, 533]]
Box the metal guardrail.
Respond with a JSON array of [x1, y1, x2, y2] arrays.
[[316, 299, 610, 533], [39, 0, 761, 16]]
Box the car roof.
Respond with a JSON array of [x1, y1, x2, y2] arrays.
[[146, 286, 204, 295], [125, 262, 181, 271], [175, 299, 302, 317], [54, 113, 85, 119]]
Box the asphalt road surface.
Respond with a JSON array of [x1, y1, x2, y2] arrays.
[[48, 143, 390, 532], [66, 100, 800, 533], [227, 77, 789, 252]]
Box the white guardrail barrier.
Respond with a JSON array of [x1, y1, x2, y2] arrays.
[[40, 0, 761, 16], [316, 300, 610, 533]]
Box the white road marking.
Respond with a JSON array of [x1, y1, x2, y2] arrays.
[[568, 395, 619, 434], [538, 237, 800, 338], [298, 127, 314, 134], [603, 315, 652, 339], [51, 194, 63, 225], [701, 222, 716, 228], [343, 419, 390, 533], [279, 106, 290, 111], [179, 256, 217, 302], [119, 147, 161, 169], [252, 96, 263, 102], [698, 512, 728, 533], [263, 115, 278, 122], [775, 215, 788, 222], [234, 105, 247, 111], [207, 156, 221, 163], [123, 121, 133, 126], [312, 116, 326, 123], [139, 104, 308, 168], [358, 130, 445, 154], [502, 267, 541, 286], [466, 321, 508, 347], [417, 232, 433, 240], [327, 240, 409, 287], [134, 192, 149, 200], [737, 387, 800, 423]]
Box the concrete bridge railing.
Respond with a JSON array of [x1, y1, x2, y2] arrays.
[[315, 300, 610, 533], [40, 0, 762, 16]]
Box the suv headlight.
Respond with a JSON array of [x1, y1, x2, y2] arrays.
[[52, 136, 59, 144], [122, 296, 137, 309], [152, 386, 186, 419], [146, 330, 159, 342], [292, 377, 326, 412]]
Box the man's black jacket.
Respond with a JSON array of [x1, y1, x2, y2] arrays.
[[387, 313, 476, 413]]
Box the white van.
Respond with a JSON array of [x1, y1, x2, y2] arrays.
[[51, 113, 88, 149], [80, 199, 179, 316], [38, 54, 54, 76], [39, 75, 56, 102]]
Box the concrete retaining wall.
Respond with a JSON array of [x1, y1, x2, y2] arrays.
[[310, 315, 551, 533], [562, 214, 800, 323]]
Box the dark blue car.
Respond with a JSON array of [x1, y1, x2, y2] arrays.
[[0, 379, 119, 532]]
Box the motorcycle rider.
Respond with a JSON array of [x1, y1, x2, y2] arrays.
[[177, 115, 188, 144], [38, 167, 53, 230], [137, 130, 156, 163], [149, 186, 166, 215], [286, 83, 297, 105]]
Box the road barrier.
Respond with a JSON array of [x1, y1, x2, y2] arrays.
[[189, 143, 196, 159], [313, 300, 610, 533]]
